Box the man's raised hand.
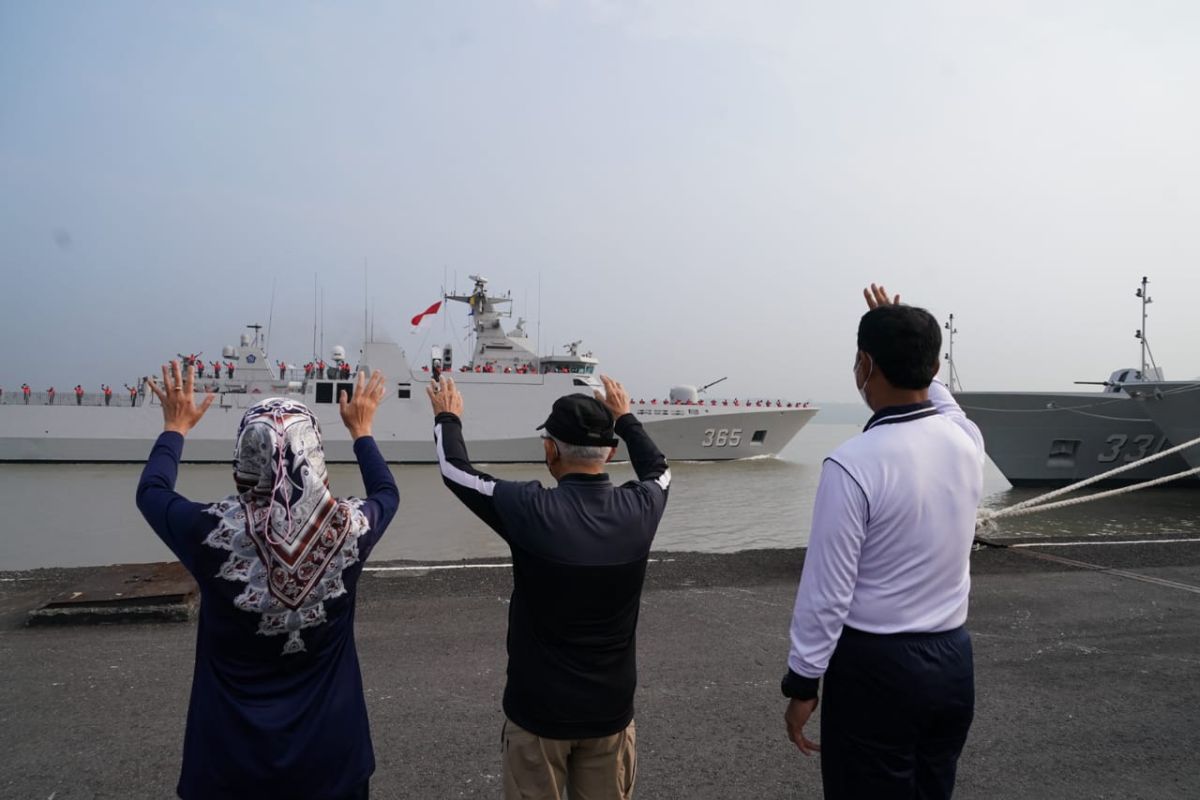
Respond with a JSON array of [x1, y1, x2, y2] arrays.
[[339, 369, 387, 440], [426, 376, 464, 418], [863, 283, 901, 310], [596, 375, 631, 419], [146, 360, 215, 436]]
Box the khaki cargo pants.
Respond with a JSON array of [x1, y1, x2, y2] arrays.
[[502, 718, 637, 800]]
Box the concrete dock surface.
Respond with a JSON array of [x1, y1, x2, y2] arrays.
[[2, 536, 1198, 799]]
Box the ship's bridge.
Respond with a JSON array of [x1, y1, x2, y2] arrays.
[[539, 341, 598, 375]]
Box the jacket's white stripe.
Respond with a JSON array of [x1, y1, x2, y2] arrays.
[[434, 424, 496, 497], [654, 468, 672, 492]]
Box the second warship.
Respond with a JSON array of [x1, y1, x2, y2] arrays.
[[0, 276, 818, 464], [953, 277, 1199, 487]]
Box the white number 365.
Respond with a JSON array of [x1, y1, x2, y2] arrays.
[[702, 428, 742, 447]]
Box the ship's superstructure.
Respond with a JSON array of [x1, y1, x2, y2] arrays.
[[0, 276, 817, 463]]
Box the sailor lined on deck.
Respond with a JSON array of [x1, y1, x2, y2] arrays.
[[428, 374, 671, 800], [136, 362, 399, 800], [781, 285, 985, 800]]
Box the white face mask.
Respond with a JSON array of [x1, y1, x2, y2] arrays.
[[853, 354, 874, 407]]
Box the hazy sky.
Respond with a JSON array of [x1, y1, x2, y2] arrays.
[[2, 1, 1198, 402]]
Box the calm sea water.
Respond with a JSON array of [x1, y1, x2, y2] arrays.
[[2, 423, 1198, 571]]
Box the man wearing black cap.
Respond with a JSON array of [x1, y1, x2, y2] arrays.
[[428, 374, 671, 800]]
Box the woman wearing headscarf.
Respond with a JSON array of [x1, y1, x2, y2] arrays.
[[136, 361, 399, 800]]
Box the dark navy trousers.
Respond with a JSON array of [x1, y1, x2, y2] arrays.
[[820, 626, 975, 800]]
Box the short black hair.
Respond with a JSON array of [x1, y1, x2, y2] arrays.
[[857, 305, 942, 389]]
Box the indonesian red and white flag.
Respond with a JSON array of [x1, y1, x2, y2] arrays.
[[410, 301, 442, 329]]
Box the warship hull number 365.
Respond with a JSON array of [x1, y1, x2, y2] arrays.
[[0, 276, 817, 463]]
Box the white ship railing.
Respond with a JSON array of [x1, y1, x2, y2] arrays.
[[0, 392, 140, 407]]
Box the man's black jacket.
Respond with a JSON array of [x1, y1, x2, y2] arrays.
[[434, 411, 671, 739]]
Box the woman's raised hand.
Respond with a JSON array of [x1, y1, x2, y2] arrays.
[[147, 360, 216, 436], [339, 369, 387, 439]]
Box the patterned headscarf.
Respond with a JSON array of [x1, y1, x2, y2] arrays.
[[205, 397, 367, 654]]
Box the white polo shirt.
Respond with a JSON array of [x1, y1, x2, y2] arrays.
[[787, 380, 985, 681]]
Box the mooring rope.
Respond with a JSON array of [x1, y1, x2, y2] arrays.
[[977, 432, 1200, 529]]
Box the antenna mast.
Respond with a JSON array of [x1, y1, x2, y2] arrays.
[[265, 277, 277, 353], [1134, 276, 1157, 377], [944, 313, 962, 391]]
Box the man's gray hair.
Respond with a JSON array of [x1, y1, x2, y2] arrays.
[[547, 435, 611, 464]]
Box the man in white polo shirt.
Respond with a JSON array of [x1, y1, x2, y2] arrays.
[[782, 284, 985, 799]]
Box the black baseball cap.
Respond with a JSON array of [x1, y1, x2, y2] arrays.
[[536, 394, 619, 447]]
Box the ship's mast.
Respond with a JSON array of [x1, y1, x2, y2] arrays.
[[444, 275, 517, 366], [943, 313, 961, 392], [1134, 275, 1154, 378]]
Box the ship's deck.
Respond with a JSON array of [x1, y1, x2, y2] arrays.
[[2, 536, 1198, 798]]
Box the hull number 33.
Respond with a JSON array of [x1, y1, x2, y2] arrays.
[[1098, 434, 1166, 463], [702, 428, 742, 447]]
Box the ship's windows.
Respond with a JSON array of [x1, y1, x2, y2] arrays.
[[573, 379, 590, 387], [337, 382, 355, 403], [397, 384, 411, 399], [751, 430, 768, 444], [315, 383, 334, 404], [1047, 439, 1080, 469]]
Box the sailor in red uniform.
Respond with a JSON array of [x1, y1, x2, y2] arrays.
[[103, 385, 113, 406], [74, 385, 84, 405], [226, 361, 235, 379], [126, 384, 138, 406], [47, 387, 56, 405], [22, 384, 31, 404]]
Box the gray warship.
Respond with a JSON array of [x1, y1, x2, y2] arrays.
[[0, 276, 817, 463], [953, 277, 1199, 487]]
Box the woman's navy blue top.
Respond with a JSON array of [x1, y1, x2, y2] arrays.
[[136, 432, 399, 800]]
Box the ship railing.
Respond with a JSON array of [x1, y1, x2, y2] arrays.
[[631, 398, 813, 410], [0, 391, 141, 407]]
